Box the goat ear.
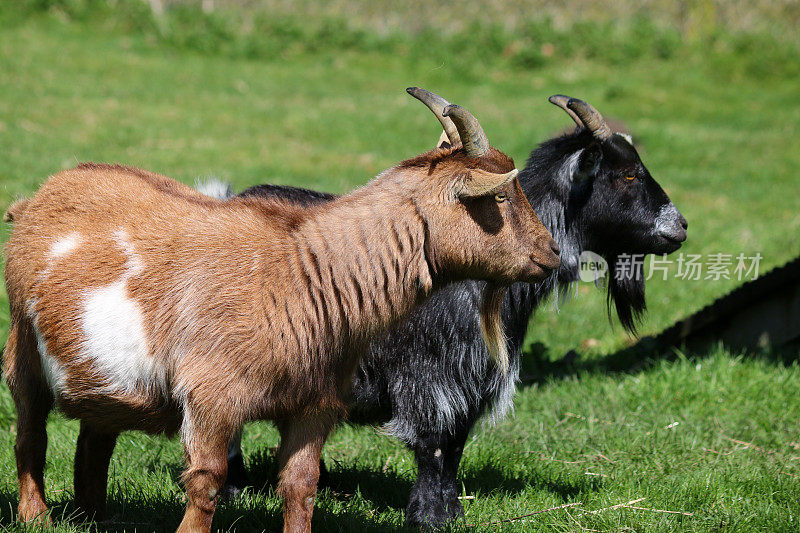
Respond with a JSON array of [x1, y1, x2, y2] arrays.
[[458, 168, 518, 198], [437, 130, 452, 149], [575, 145, 602, 181]]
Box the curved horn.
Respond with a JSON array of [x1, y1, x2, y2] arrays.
[[442, 104, 490, 158], [406, 87, 461, 147], [566, 97, 612, 141], [548, 94, 582, 128]]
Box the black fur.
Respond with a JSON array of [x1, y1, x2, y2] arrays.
[[240, 183, 336, 206], [227, 127, 686, 526]]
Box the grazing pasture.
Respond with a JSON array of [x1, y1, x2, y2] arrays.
[[1, 2, 799, 531]]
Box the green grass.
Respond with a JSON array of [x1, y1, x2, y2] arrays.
[[1, 3, 799, 531]]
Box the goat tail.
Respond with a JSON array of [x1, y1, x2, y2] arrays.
[[193, 178, 234, 200], [4, 198, 30, 223], [479, 283, 509, 374]]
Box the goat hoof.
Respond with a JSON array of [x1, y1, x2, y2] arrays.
[[442, 495, 464, 519], [406, 496, 458, 528]]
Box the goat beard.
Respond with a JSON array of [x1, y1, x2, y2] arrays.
[[606, 254, 647, 335], [480, 283, 510, 373]]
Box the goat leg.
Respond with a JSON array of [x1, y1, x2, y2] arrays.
[[74, 422, 118, 521], [439, 428, 469, 521], [406, 432, 448, 527], [276, 412, 335, 533], [178, 423, 231, 533], [8, 318, 53, 525]]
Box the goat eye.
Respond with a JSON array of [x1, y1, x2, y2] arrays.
[[494, 193, 507, 203], [625, 175, 636, 181]]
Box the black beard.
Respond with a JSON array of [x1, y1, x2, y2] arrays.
[[606, 253, 647, 334]]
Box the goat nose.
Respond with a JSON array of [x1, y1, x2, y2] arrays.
[[679, 214, 688, 230], [550, 240, 560, 256]]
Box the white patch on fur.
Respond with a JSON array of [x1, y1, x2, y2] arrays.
[[655, 203, 680, 234], [113, 229, 144, 275], [194, 177, 233, 200], [32, 319, 67, 396], [81, 281, 161, 393], [79, 230, 163, 394], [49, 233, 81, 259], [25, 298, 67, 397]]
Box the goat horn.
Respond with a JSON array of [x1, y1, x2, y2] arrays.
[[442, 104, 490, 158], [406, 87, 461, 148], [566, 97, 612, 141], [548, 94, 583, 129]]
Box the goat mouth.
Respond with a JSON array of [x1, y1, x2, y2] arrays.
[[529, 257, 559, 279], [536, 253, 562, 271], [525, 265, 551, 283], [656, 232, 685, 252]]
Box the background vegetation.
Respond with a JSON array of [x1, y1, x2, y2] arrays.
[[0, 1, 798, 530]]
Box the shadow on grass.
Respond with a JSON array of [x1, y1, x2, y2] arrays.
[[0, 488, 396, 532], [246, 446, 411, 511], [459, 464, 601, 502], [245, 444, 596, 516], [520, 338, 800, 387], [0, 489, 187, 532]]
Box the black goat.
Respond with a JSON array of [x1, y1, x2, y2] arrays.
[[217, 95, 687, 526]]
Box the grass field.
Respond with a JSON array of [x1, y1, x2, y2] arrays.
[[0, 2, 799, 531]]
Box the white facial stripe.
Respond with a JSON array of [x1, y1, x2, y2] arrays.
[[81, 280, 163, 394], [49, 233, 81, 259]]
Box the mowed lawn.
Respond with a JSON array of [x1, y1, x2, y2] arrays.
[[1, 11, 799, 532]]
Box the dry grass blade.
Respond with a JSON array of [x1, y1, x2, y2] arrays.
[[723, 436, 777, 454], [467, 501, 583, 526], [578, 497, 646, 516], [624, 505, 694, 516], [526, 452, 587, 464], [646, 421, 680, 435]]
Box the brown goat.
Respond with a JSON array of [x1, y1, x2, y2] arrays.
[[3, 89, 560, 532]]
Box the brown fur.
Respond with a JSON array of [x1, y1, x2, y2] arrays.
[[3, 145, 558, 532], [3, 199, 29, 223]]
